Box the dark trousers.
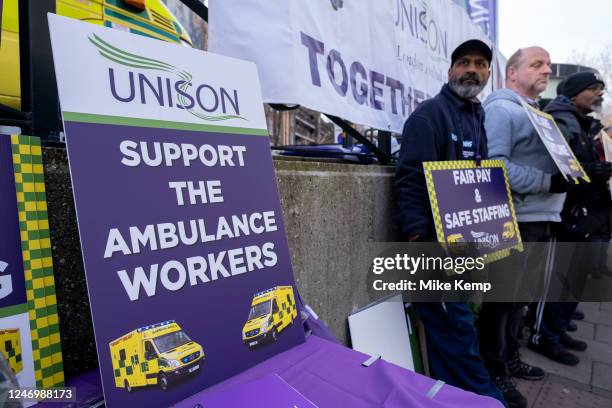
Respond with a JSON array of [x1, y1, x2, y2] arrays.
[[532, 235, 609, 344], [479, 222, 553, 377], [529, 302, 577, 345], [416, 302, 505, 405], [479, 303, 524, 377]]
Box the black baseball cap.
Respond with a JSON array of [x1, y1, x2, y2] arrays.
[[451, 39, 493, 67]]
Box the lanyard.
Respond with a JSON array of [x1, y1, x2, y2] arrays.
[[453, 101, 483, 166], [470, 102, 483, 166]]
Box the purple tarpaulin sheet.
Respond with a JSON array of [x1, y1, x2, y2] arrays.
[[175, 336, 503, 408], [199, 373, 318, 407]]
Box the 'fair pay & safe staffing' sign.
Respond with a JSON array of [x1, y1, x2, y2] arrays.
[[424, 160, 523, 263]]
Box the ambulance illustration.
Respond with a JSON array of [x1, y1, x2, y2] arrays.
[[109, 320, 203, 392], [502, 221, 516, 240], [242, 286, 298, 350], [568, 159, 581, 173], [447, 233, 465, 243], [0, 329, 23, 374]]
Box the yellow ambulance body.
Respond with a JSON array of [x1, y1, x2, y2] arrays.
[[109, 320, 203, 392], [502, 221, 515, 240], [447, 233, 465, 243], [0, 328, 23, 374], [0, 0, 192, 110], [242, 286, 298, 350]]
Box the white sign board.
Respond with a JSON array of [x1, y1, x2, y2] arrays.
[[348, 295, 414, 371]]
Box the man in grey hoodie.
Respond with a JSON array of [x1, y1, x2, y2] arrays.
[[478, 47, 575, 407]]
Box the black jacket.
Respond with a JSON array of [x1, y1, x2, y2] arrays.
[[545, 96, 610, 238], [395, 84, 488, 239]]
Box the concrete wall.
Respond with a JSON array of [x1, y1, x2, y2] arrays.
[[42, 149, 399, 377], [275, 157, 399, 343]]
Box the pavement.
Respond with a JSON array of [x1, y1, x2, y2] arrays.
[[516, 302, 612, 408]]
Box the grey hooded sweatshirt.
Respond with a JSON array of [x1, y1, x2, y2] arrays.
[[484, 89, 565, 222]]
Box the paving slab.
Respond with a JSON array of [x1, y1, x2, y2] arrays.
[[532, 381, 612, 408], [593, 386, 612, 401], [579, 302, 603, 314], [516, 377, 545, 407], [593, 362, 612, 392], [582, 310, 612, 326], [580, 338, 612, 365], [575, 320, 596, 340], [601, 302, 612, 313], [520, 345, 592, 385], [597, 324, 612, 345]]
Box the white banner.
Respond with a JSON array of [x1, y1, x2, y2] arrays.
[[209, 0, 505, 133]]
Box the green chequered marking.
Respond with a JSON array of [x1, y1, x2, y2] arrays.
[[40, 346, 52, 358], [35, 307, 50, 319], [48, 324, 60, 335], [423, 159, 523, 266], [30, 136, 64, 387], [11, 134, 44, 386], [42, 366, 55, 378], [50, 343, 62, 354], [11, 135, 64, 388], [62, 111, 269, 136]]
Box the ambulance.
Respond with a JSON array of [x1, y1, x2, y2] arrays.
[[0, 0, 192, 110], [109, 320, 203, 392], [502, 221, 516, 240], [0, 328, 23, 374], [242, 286, 298, 350], [447, 233, 465, 243]]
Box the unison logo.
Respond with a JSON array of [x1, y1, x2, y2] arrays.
[[88, 34, 245, 122]]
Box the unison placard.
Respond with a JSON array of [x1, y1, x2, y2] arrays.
[[49, 14, 304, 408], [521, 101, 589, 182], [424, 160, 522, 263]]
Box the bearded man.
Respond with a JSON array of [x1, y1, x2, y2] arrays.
[[527, 72, 611, 364], [395, 39, 505, 407]]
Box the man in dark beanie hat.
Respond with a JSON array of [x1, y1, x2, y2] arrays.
[[396, 38, 506, 406], [560, 72, 605, 108], [528, 71, 611, 365]]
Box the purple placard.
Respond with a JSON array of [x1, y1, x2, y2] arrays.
[[63, 121, 304, 407], [197, 374, 318, 407], [424, 160, 522, 262], [0, 134, 27, 309]]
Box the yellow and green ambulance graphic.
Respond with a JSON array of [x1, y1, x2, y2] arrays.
[[242, 286, 298, 350], [502, 221, 516, 240], [0, 328, 23, 374], [109, 320, 204, 392]]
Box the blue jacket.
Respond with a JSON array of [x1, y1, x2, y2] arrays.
[[395, 84, 488, 239], [484, 89, 565, 223]]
